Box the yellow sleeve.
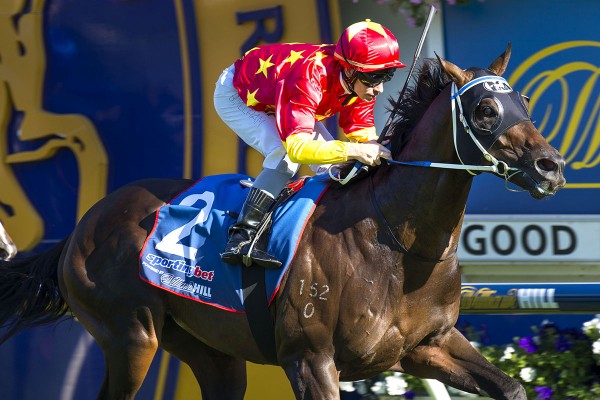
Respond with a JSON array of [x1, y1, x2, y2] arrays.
[[284, 132, 349, 164], [344, 127, 378, 143]]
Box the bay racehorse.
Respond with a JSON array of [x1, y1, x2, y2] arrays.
[[0, 45, 565, 399]]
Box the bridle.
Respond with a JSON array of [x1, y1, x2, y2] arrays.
[[385, 74, 523, 183], [331, 71, 525, 184], [331, 69, 554, 196], [383, 71, 553, 196]]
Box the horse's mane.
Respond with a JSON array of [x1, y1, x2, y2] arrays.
[[387, 58, 451, 154], [330, 58, 451, 187]]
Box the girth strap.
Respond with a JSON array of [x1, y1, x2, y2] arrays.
[[239, 178, 310, 363], [242, 266, 277, 362]]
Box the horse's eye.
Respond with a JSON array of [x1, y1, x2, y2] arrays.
[[482, 106, 495, 117]]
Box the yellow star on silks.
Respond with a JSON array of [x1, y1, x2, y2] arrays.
[[255, 55, 275, 78], [283, 50, 305, 66], [309, 51, 327, 70], [346, 20, 388, 41], [246, 88, 259, 107]]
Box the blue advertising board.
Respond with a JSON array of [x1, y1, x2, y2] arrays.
[[443, 0, 600, 214]]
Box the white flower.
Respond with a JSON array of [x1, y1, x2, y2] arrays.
[[370, 380, 386, 394], [385, 372, 408, 396], [520, 367, 537, 382], [500, 345, 515, 361], [339, 381, 356, 392], [583, 316, 600, 334], [593, 339, 600, 355]]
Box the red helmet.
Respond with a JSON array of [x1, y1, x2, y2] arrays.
[[334, 20, 406, 72]]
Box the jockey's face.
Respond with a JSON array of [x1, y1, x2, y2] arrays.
[[353, 78, 384, 102], [351, 67, 394, 102]]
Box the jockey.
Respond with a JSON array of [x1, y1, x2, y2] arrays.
[[214, 20, 405, 269]]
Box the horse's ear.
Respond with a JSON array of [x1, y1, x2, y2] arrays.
[[488, 43, 512, 76], [436, 53, 473, 88]]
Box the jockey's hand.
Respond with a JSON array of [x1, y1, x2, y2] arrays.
[[347, 141, 391, 166]]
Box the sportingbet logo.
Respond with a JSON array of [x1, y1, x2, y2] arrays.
[[145, 253, 214, 281]]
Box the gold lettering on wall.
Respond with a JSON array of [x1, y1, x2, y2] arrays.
[[0, 0, 108, 249], [510, 41, 600, 188]]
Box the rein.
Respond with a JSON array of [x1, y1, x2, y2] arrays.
[[368, 174, 457, 263], [331, 75, 525, 191]]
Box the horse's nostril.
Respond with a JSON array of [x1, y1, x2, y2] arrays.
[[536, 158, 556, 172]]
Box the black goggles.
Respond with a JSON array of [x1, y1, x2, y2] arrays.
[[356, 68, 395, 87]]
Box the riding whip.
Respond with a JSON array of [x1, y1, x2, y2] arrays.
[[333, 5, 437, 185]]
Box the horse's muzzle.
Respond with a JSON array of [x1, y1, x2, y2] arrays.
[[514, 152, 566, 199]]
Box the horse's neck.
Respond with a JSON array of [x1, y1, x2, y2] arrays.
[[375, 85, 474, 261]]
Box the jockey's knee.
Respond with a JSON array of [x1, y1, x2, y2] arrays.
[[253, 167, 294, 198]]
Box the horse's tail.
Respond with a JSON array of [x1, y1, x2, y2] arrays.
[[0, 239, 70, 344]]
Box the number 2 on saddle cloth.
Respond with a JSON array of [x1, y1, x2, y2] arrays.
[[139, 174, 329, 312]]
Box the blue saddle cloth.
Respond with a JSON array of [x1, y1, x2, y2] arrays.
[[139, 173, 329, 312]]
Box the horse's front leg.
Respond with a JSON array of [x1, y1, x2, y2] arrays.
[[280, 352, 340, 400], [395, 327, 526, 400]]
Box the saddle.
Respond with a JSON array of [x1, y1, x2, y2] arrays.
[[235, 177, 311, 257]]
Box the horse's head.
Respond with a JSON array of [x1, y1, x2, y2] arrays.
[[437, 44, 566, 199]]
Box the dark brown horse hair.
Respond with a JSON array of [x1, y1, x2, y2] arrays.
[[388, 58, 451, 153]]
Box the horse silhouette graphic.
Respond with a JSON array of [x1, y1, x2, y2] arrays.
[[0, 0, 108, 250]]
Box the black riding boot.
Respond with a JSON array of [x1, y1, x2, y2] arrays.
[[220, 187, 282, 269]]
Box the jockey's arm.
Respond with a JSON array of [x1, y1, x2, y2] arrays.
[[284, 132, 349, 164], [278, 76, 387, 166], [284, 131, 390, 166]]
